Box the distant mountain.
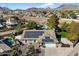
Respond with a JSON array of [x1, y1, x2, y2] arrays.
[[0, 7, 10, 11], [26, 7, 53, 12], [55, 4, 79, 11], [26, 5, 79, 12]]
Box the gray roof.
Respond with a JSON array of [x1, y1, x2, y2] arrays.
[[0, 23, 3, 28], [0, 41, 11, 52]]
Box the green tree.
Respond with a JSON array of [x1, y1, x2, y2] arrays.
[[11, 16, 19, 20], [9, 33, 18, 47], [61, 22, 70, 31], [67, 33, 79, 42], [67, 21, 79, 33], [47, 14, 59, 29], [11, 16, 20, 25], [0, 15, 4, 22], [69, 13, 77, 19], [9, 33, 17, 55], [0, 15, 3, 18], [10, 33, 22, 56], [26, 21, 38, 29], [15, 23, 22, 32], [27, 43, 37, 56], [66, 22, 79, 42], [61, 12, 68, 18]]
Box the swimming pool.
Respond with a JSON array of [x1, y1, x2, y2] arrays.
[[2, 37, 14, 47]]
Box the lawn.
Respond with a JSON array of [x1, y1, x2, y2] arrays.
[[57, 31, 69, 38]]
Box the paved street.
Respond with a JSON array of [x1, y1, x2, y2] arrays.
[[0, 28, 26, 36], [68, 43, 79, 56]]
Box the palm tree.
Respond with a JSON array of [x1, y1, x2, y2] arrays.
[[9, 33, 20, 56], [26, 43, 37, 56], [47, 14, 59, 29], [10, 33, 27, 56], [15, 23, 22, 35]]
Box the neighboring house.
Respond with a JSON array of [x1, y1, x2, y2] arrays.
[[21, 29, 58, 48], [6, 17, 18, 28], [0, 41, 11, 56], [37, 24, 48, 30], [0, 19, 5, 28], [0, 23, 3, 28], [76, 14, 79, 19], [41, 24, 48, 30]]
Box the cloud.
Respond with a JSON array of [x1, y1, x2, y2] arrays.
[[39, 3, 54, 8], [39, 3, 63, 8]]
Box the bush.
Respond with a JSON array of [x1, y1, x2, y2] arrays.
[[57, 31, 69, 37]]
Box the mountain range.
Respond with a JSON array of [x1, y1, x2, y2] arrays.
[[0, 7, 10, 11], [0, 4, 79, 11]]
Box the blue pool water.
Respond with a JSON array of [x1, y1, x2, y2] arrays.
[[2, 38, 14, 47]]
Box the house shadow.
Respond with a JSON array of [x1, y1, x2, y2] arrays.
[[56, 33, 61, 43], [55, 26, 62, 43]]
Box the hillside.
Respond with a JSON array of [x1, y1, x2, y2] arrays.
[[0, 7, 10, 11], [55, 4, 79, 11]]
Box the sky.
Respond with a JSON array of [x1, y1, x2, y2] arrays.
[[0, 3, 79, 10]]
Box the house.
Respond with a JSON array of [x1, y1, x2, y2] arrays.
[[6, 17, 18, 28], [21, 29, 58, 48], [0, 41, 11, 56], [76, 14, 79, 19]]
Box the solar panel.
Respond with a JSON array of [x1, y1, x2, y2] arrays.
[[42, 37, 54, 43], [24, 31, 44, 38]]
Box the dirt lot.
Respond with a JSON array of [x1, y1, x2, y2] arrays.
[[59, 18, 79, 23], [22, 16, 48, 25], [23, 17, 79, 25]]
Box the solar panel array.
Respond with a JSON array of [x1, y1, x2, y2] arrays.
[[24, 31, 44, 38]]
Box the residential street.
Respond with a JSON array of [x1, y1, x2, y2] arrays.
[[68, 43, 79, 56]]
